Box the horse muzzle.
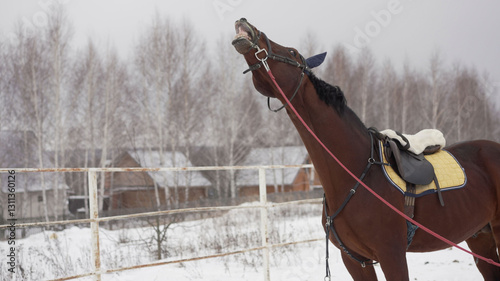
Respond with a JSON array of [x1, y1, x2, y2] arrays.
[[232, 18, 256, 54]]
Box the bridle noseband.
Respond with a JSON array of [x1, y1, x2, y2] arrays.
[[242, 31, 309, 112]]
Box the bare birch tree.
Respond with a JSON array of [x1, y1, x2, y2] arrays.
[[170, 20, 209, 205], [44, 6, 72, 220], [325, 45, 353, 100], [399, 61, 414, 133], [420, 52, 452, 131], [2, 35, 30, 220], [0, 39, 7, 129], [352, 48, 377, 123], [71, 40, 103, 216], [377, 59, 399, 129], [132, 14, 178, 208], [98, 49, 130, 210], [451, 65, 495, 142], [10, 22, 51, 221]]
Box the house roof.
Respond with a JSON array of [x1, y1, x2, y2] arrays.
[[127, 150, 212, 187], [236, 146, 308, 186]]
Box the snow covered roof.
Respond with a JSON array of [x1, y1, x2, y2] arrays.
[[1, 173, 68, 193], [127, 150, 212, 187], [236, 146, 308, 186]]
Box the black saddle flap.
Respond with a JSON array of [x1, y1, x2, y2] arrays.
[[388, 140, 435, 185]]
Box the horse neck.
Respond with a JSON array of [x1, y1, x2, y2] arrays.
[[286, 82, 371, 205]]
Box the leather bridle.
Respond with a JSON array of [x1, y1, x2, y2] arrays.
[[242, 30, 310, 112]]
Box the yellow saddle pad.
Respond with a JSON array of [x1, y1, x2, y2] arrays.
[[378, 141, 467, 196]]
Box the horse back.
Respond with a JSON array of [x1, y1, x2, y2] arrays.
[[447, 140, 500, 169], [446, 139, 500, 210]]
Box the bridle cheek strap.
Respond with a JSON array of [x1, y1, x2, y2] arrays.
[[267, 72, 304, 112], [243, 32, 309, 112]]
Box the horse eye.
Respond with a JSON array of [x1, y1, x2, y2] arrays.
[[289, 49, 296, 56]]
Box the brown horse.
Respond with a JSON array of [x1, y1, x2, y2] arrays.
[[232, 18, 500, 280]]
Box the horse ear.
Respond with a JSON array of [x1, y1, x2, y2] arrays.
[[305, 52, 327, 69]]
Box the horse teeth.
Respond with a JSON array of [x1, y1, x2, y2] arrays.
[[234, 23, 251, 40], [234, 33, 250, 40]]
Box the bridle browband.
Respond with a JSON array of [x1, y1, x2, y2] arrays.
[[242, 30, 309, 112]]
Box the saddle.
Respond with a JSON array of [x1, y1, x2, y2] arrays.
[[371, 128, 447, 215], [371, 128, 466, 247], [380, 129, 445, 186]]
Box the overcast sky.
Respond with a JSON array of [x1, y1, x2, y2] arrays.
[[1, 0, 499, 106]]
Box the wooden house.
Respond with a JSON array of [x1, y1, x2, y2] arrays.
[[236, 146, 321, 197], [105, 150, 212, 210], [0, 131, 68, 221]]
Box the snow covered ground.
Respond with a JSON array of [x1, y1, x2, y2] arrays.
[[1, 202, 484, 281]]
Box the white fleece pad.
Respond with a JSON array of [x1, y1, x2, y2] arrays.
[[380, 129, 446, 155]]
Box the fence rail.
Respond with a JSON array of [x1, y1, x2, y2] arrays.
[[0, 164, 323, 281]]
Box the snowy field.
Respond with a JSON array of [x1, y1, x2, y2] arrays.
[[1, 202, 484, 281]]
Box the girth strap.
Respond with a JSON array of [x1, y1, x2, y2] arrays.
[[434, 173, 445, 206], [404, 183, 416, 218]]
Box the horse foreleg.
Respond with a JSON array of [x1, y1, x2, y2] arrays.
[[341, 252, 378, 281], [466, 226, 500, 281], [377, 251, 410, 281]]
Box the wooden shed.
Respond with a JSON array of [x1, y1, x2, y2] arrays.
[[236, 146, 321, 197], [105, 150, 212, 209]]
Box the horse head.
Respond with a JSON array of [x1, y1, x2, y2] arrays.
[[232, 18, 326, 101]]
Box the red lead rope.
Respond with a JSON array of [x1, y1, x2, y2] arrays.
[[266, 69, 500, 267]]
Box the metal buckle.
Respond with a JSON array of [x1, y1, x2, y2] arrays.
[[254, 47, 268, 62], [325, 216, 331, 228], [254, 47, 270, 71]]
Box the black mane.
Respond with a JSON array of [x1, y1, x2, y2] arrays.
[[307, 72, 346, 114]]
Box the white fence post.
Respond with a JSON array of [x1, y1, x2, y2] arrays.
[[88, 170, 102, 281], [259, 168, 271, 281]]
